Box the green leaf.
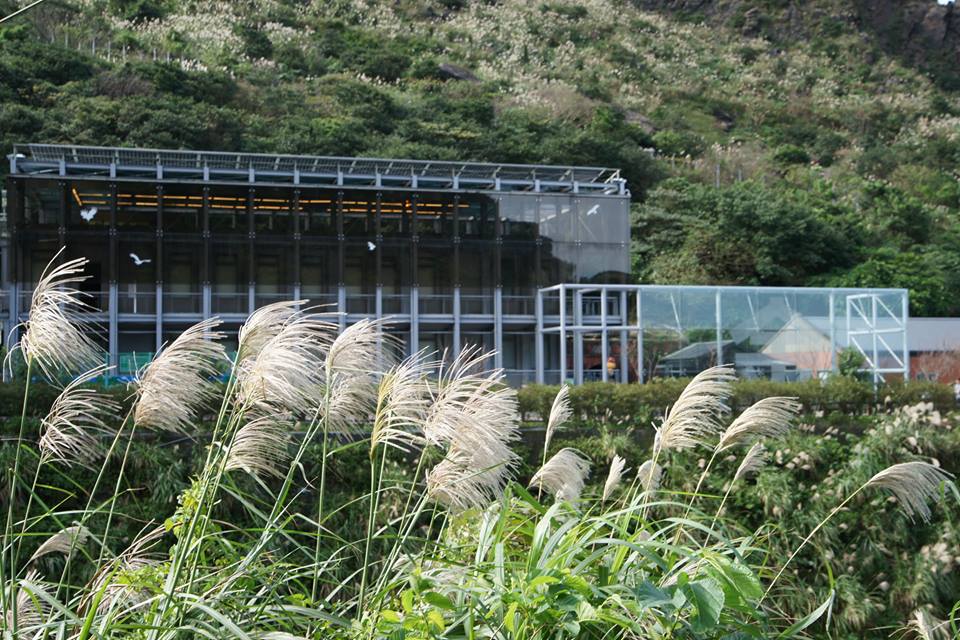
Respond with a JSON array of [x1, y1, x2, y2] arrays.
[[635, 582, 675, 611], [504, 602, 519, 633], [778, 590, 835, 638], [687, 578, 725, 633], [400, 589, 414, 614], [380, 610, 402, 623], [422, 591, 455, 611]]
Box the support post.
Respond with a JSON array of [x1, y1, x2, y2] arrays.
[[601, 288, 608, 382], [620, 290, 628, 383], [636, 290, 644, 384], [494, 287, 503, 370], [410, 286, 419, 357], [535, 289, 544, 384], [573, 288, 583, 385], [828, 291, 836, 372], [902, 291, 910, 380], [452, 287, 461, 359], [559, 285, 566, 384], [715, 289, 723, 366]]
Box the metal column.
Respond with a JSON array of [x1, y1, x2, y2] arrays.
[[535, 289, 544, 384], [619, 290, 628, 383], [573, 288, 583, 385], [494, 287, 503, 370], [410, 287, 419, 357], [600, 288, 608, 382], [452, 287, 461, 359], [636, 290, 643, 384], [559, 285, 567, 383]]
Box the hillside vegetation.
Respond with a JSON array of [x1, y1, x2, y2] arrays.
[[2, 0, 959, 314]]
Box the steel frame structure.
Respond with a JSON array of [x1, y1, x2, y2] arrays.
[[536, 284, 910, 385]]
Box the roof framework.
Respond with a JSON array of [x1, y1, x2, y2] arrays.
[[10, 143, 628, 195]]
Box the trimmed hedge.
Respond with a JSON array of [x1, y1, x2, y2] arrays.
[[518, 377, 955, 426]]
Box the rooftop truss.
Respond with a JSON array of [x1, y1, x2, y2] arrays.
[[10, 144, 628, 195]]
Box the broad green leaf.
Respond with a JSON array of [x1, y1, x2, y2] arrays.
[[504, 602, 519, 633], [687, 578, 725, 633]]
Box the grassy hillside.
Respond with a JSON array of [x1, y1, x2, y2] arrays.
[[2, 0, 959, 314]]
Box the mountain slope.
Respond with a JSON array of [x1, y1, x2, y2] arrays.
[[1, 0, 958, 313]]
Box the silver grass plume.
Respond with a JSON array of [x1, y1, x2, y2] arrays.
[[370, 351, 437, 454], [4, 570, 52, 633], [237, 300, 309, 363], [545, 385, 572, 453], [39, 365, 119, 469], [865, 462, 954, 523], [733, 442, 767, 483], [14, 250, 102, 380], [654, 365, 735, 453], [134, 318, 226, 432], [28, 524, 90, 563], [636, 459, 664, 492], [321, 318, 395, 434], [427, 451, 502, 513], [236, 311, 336, 415], [425, 347, 521, 511], [909, 608, 950, 640], [530, 448, 591, 501], [225, 414, 295, 480], [602, 454, 628, 502], [718, 396, 801, 451]]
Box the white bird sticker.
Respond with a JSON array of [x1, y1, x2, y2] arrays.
[[80, 206, 98, 221], [130, 253, 152, 266], [367, 241, 377, 252]]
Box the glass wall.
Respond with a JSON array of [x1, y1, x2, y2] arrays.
[[539, 285, 909, 385]]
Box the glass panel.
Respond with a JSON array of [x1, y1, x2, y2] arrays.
[[380, 193, 411, 237], [345, 241, 376, 314], [577, 196, 628, 244], [499, 194, 538, 239], [163, 241, 202, 313], [538, 195, 576, 244], [254, 187, 294, 236], [161, 185, 202, 233], [578, 243, 628, 284], [342, 193, 375, 237], [211, 240, 248, 314], [418, 243, 453, 314], [23, 180, 61, 228], [301, 243, 338, 307], [209, 186, 248, 233], [118, 239, 156, 314], [67, 182, 111, 231], [416, 195, 454, 238], [255, 242, 294, 306], [460, 194, 496, 239], [301, 191, 336, 237], [66, 235, 109, 311]]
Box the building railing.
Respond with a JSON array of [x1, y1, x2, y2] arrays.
[[503, 295, 535, 316], [346, 294, 376, 315], [382, 294, 409, 315], [461, 294, 494, 315], [118, 290, 156, 314]]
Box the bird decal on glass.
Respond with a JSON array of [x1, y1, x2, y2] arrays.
[[80, 206, 98, 222], [129, 253, 152, 266]]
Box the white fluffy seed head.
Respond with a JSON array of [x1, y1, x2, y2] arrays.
[[14, 250, 103, 380], [637, 459, 663, 493], [370, 351, 438, 454], [909, 608, 949, 640], [733, 442, 767, 483], [236, 310, 337, 416], [655, 365, 736, 453], [545, 385, 572, 452], [134, 318, 226, 433], [39, 365, 119, 469], [84, 525, 166, 616], [719, 397, 801, 451], [225, 414, 295, 480], [29, 525, 91, 563], [602, 454, 628, 502], [530, 448, 591, 502], [238, 300, 320, 363], [866, 461, 955, 523], [424, 347, 521, 512]]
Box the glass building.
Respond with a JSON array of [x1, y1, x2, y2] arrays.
[[3, 144, 908, 384], [4, 144, 629, 384]]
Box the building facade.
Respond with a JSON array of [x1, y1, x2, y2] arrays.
[[5, 144, 630, 384]]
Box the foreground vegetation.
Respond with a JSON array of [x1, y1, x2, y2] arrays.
[[1, 253, 958, 638]]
